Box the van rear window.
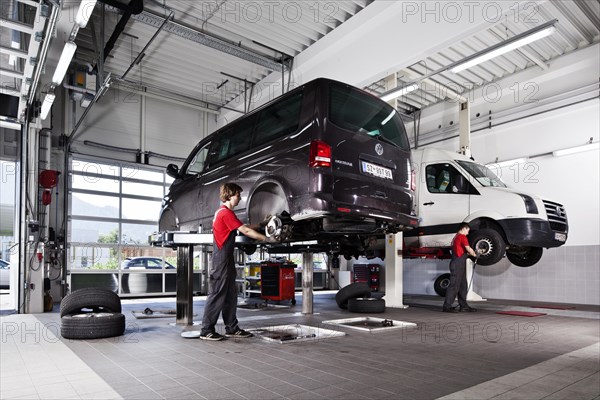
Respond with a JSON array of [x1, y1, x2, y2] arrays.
[[329, 83, 410, 151]]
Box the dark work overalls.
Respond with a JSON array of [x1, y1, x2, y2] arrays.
[[201, 229, 240, 335], [443, 238, 469, 310]]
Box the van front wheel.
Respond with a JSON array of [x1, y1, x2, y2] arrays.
[[507, 246, 543, 267], [469, 228, 506, 266]]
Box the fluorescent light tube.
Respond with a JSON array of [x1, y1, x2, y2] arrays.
[[75, 0, 98, 28], [40, 93, 55, 120], [553, 142, 599, 157], [380, 84, 419, 102], [486, 157, 528, 168], [452, 25, 556, 73], [52, 42, 77, 85]]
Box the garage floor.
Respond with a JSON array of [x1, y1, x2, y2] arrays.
[[1, 292, 599, 400]]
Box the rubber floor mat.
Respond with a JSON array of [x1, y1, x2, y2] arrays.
[[496, 311, 547, 317]]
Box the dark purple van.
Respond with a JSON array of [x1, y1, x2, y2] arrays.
[[159, 78, 417, 258]]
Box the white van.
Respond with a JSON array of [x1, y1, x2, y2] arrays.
[[404, 148, 568, 267]]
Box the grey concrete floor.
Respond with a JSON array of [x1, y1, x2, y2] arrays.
[[1, 291, 599, 399]]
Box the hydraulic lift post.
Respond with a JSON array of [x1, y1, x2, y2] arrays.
[[150, 232, 214, 326], [176, 245, 194, 325], [301, 251, 313, 314]]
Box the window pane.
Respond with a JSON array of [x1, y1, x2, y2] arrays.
[[72, 193, 119, 218], [209, 116, 255, 164], [121, 273, 163, 294], [69, 244, 118, 269], [71, 160, 120, 178], [72, 175, 119, 192], [122, 181, 164, 198], [254, 92, 303, 146], [329, 83, 409, 151], [122, 167, 164, 182], [187, 144, 210, 175], [122, 198, 161, 221], [70, 220, 119, 243], [122, 223, 156, 245]]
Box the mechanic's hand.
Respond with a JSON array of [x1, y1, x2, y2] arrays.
[[259, 214, 273, 228], [265, 235, 279, 243]]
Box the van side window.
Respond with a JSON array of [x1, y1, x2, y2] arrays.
[[426, 164, 472, 194], [254, 91, 303, 146], [207, 115, 256, 166], [186, 142, 211, 175]]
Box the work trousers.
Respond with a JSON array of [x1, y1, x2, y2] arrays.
[[443, 253, 469, 309], [201, 231, 240, 335]]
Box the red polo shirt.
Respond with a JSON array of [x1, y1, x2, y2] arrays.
[[213, 206, 243, 249], [452, 233, 469, 257]]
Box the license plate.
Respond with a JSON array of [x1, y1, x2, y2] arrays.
[[554, 232, 566, 242], [361, 161, 393, 180]]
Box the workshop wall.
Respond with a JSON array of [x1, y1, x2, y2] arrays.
[[68, 88, 216, 168], [403, 100, 600, 305]]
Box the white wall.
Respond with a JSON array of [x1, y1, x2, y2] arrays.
[[402, 100, 600, 305], [69, 88, 216, 168]]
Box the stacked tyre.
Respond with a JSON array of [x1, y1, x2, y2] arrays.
[[60, 288, 125, 340], [335, 282, 385, 313]]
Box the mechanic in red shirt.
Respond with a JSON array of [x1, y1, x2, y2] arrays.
[[200, 183, 275, 341], [443, 222, 479, 313]]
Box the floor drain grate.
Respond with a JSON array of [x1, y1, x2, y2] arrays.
[[249, 324, 345, 344], [322, 317, 417, 332]]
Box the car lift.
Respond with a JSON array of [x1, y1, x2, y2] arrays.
[[149, 231, 318, 325]]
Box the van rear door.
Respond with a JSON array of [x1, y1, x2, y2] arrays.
[[326, 83, 413, 217]]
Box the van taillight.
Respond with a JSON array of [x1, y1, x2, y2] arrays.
[[411, 169, 416, 191], [309, 140, 331, 168]]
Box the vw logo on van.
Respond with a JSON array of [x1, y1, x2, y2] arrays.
[[556, 205, 564, 218], [375, 144, 384, 155]]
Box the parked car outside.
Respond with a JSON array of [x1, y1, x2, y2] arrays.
[[159, 78, 418, 259], [0, 259, 9, 288], [120, 257, 175, 269]]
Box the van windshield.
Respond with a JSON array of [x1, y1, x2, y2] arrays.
[[329, 83, 410, 151], [457, 160, 507, 188]]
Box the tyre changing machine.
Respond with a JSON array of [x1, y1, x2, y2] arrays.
[[150, 231, 317, 325]]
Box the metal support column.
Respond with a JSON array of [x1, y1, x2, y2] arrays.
[[301, 251, 313, 314], [384, 232, 408, 309], [459, 100, 471, 157], [176, 245, 194, 325]]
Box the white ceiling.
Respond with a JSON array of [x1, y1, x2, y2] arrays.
[[1, 0, 599, 126], [365, 0, 599, 114]]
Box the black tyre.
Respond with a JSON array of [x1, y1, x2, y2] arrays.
[[60, 288, 121, 317], [335, 282, 371, 309], [434, 273, 451, 297], [347, 298, 386, 313], [507, 246, 543, 267], [469, 228, 506, 266], [60, 312, 126, 340]]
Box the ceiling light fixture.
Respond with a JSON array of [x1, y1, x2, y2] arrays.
[[553, 141, 598, 157], [486, 157, 528, 168], [75, 0, 98, 28], [51, 41, 77, 85], [380, 84, 419, 102], [451, 19, 558, 73]]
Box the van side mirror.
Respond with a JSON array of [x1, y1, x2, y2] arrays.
[[166, 164, 180, 179]]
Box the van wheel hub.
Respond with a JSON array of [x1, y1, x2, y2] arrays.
[[474, 238, 493, 256]]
